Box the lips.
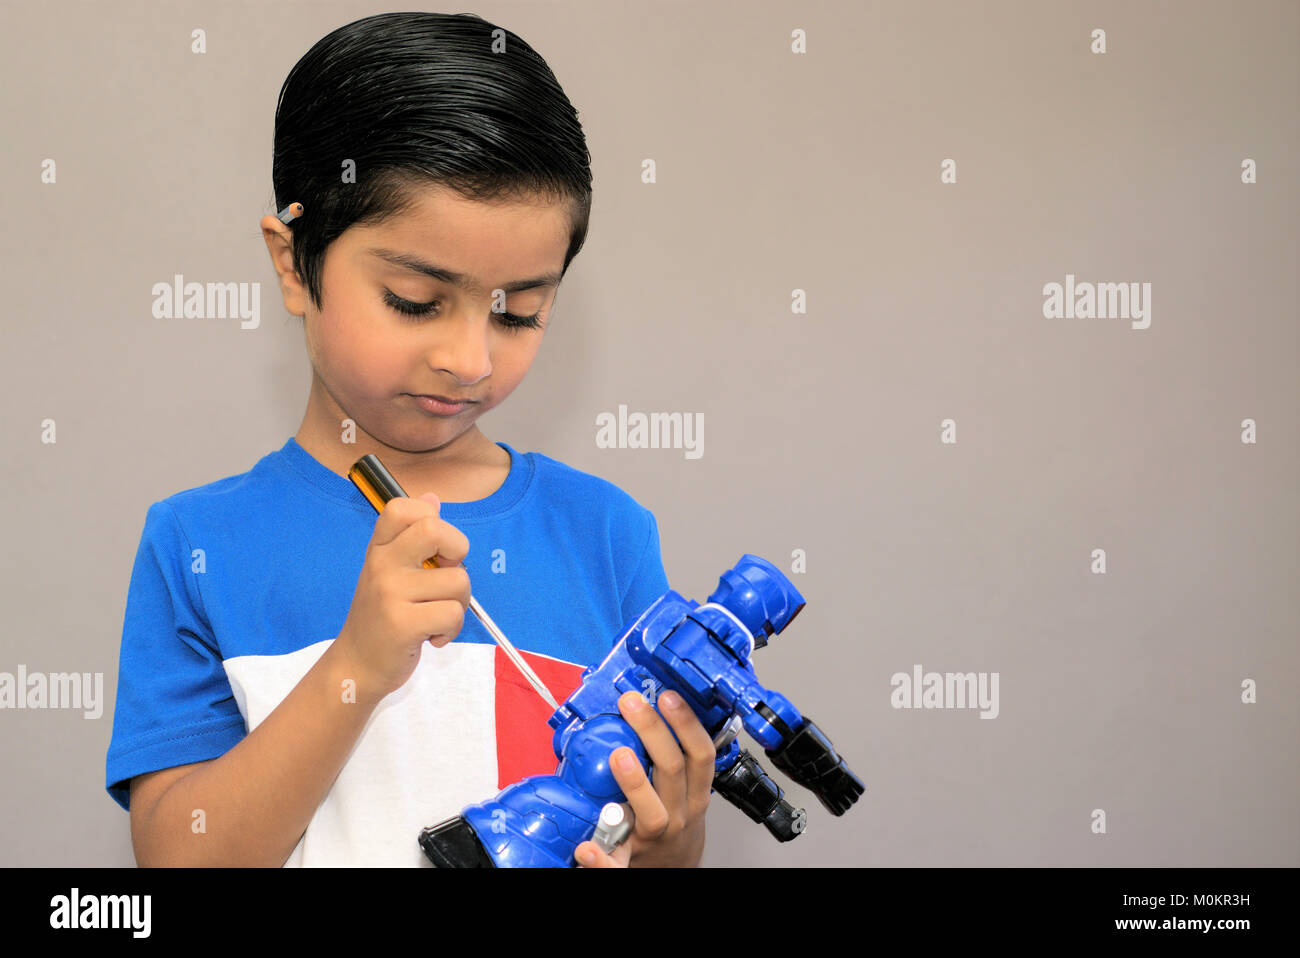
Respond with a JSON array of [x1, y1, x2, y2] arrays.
[[412, 394, 477, 404], [409, 393, 478, 417]]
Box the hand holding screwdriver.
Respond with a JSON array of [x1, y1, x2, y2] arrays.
[[333, 491, 473, 701], [346, 454, 560, 710]]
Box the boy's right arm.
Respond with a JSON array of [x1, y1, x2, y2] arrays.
[[129, 638, 382, 867], [128, 493, 471, 868]]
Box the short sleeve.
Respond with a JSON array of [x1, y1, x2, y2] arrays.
[[618, 508, 672, 629], [105, 501, 247, 811]]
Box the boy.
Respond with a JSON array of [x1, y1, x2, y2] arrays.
[[105, 11, 712, 867]]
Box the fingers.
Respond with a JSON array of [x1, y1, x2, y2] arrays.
[[616, 692, 680, 830], [411, 596, 467, 647], [374, 496, 472, 569], [392, 564, 472, 607], [574, 839, 630, 868], [392, 514, 471, 570], [609, 744, 670, 842], [598, 694, 718, 867], [617, 690, 716, 817], [369, 495, 431, 547], [653, 690, 719, 814]]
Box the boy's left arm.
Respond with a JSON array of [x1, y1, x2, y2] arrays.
[[574, 689, 715, 868]]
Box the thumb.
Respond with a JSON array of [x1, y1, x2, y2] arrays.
[[574, 840, 626, 868]]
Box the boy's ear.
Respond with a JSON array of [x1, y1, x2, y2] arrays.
[[260, 215, 310, 318]]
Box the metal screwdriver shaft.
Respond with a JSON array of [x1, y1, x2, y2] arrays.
[[347, 453, 560, 713], [464, 597, 560, 712]]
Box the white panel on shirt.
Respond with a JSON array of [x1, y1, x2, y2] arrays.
[[223, 639, 499, 867]]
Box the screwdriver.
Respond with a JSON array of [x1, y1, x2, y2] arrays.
[[348, 453, 561, 713]]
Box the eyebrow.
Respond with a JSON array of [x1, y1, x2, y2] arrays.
[[364, 247, 561, 294]]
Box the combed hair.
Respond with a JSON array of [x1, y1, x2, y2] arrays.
[[271, 11, 593, 310]]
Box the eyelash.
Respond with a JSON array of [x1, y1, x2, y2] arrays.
[[383, 290, 543, 331]]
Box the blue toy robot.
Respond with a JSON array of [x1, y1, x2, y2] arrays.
[[418, 554, 865, 867]]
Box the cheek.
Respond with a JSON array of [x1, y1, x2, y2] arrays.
[[311, 309, 401, 395], [501, 334, 544, 376], [484, 336, 542, 394]]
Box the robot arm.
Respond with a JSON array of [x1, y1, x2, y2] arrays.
[[641, 603, 866, 818], [712, 738, 807, 841], [713, 677, 864, 816], [761, 713, 865, 816]]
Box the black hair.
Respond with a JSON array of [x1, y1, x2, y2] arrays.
[[270, 11, 593, 312]]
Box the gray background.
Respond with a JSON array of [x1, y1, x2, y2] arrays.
[[1, 0, 1296, 866]]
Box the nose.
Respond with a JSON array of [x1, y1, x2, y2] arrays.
[[424, 307, 492, 385]]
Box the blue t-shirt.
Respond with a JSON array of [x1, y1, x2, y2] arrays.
[[105, 437, 670, 865]]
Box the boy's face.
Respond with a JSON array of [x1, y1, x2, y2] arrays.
[[265, 185, 572, 455]]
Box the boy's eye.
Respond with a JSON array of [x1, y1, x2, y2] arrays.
[[382, 290, 542, 331]]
